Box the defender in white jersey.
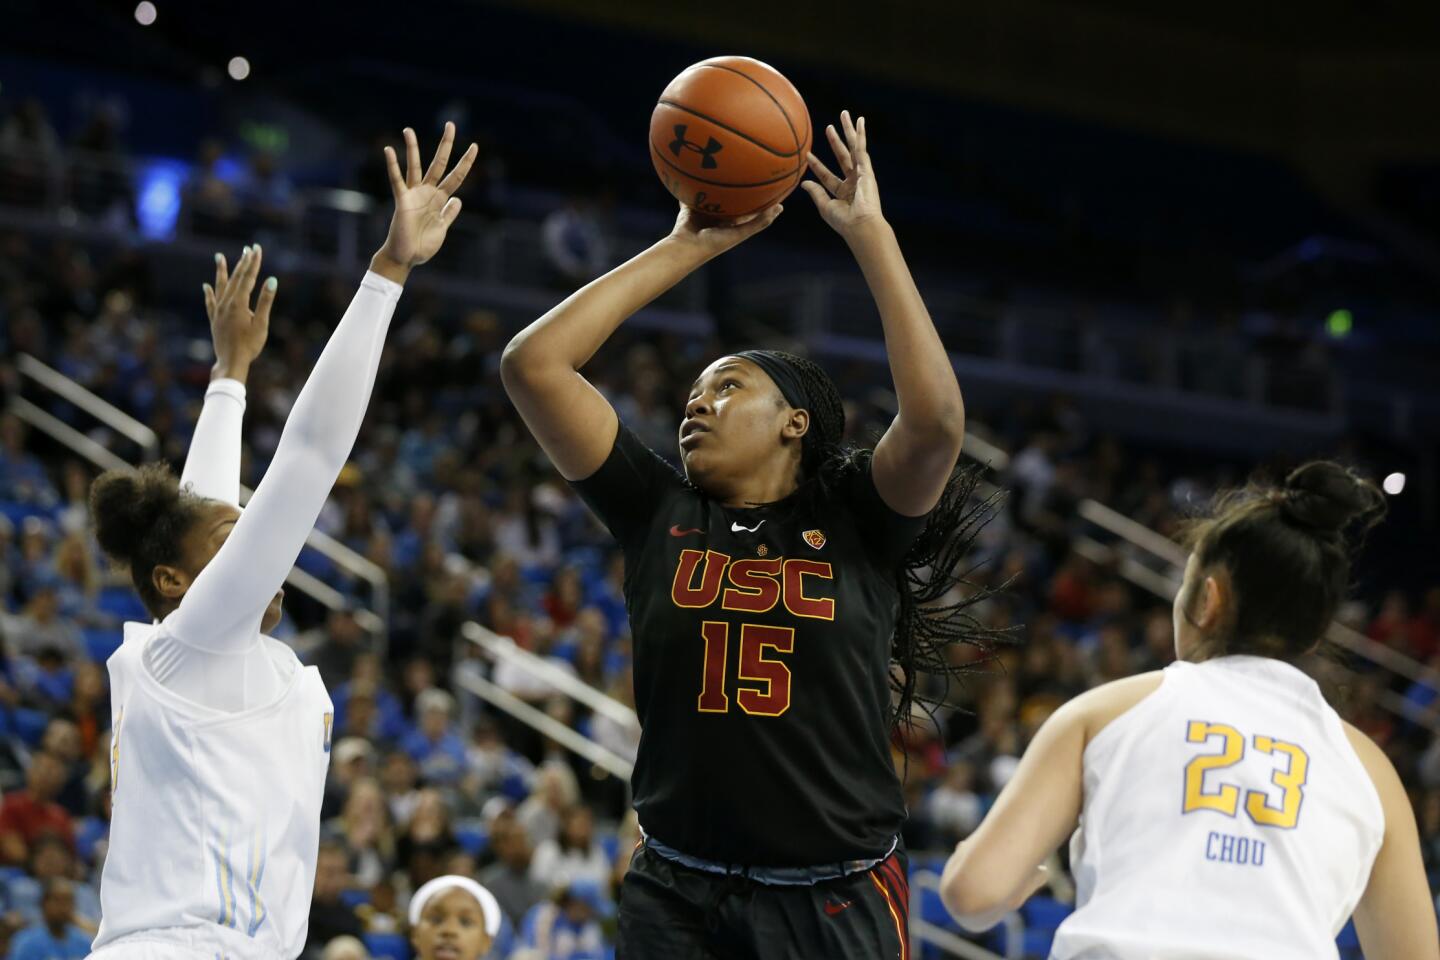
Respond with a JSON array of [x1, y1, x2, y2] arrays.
[[85, 124, 478, 960], [940, 462, 1439, 960]]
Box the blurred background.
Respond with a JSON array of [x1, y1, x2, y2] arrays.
[[0, 1, 1438, 958]]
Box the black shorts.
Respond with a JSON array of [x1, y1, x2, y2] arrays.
[[616, 842, 910, 960]]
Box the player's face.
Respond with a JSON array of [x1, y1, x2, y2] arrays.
[[184, 502, 285, 632], [679, 356, 803, 489], [411, 888, 492, 960]]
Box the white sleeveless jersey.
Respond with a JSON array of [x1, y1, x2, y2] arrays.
[[91, 622, 333, 960], [1052, 655, 1384, 960]]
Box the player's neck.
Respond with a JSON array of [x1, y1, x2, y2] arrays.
[[713, 464, 800, 508]]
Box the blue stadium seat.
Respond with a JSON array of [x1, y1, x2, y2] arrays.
[[75, 817, 108, 863], [598, 831, 619, 864], [364, 932, 410, 960], [455, 820, 489, 858], [339, 888, 372, 910], [97, 586, 147, 622], [10, 707, 51, 747], [82, 627, 123, 662]]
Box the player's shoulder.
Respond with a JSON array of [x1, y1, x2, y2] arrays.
[[1062, 670, 1168, 743], [1340, 720, 1404, 811]]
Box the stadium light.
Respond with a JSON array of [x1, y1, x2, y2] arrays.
[[1383, 472, 1406, 496], [1325, 309, 1353, 338], [227, 56, 251, 81], [134, 1, 156, 25]]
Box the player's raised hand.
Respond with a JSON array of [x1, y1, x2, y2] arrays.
[[373, 122, 478, 282], [202, 244, 275, 382], [802, 110, 884, 239], [667, 201, 783, 261]]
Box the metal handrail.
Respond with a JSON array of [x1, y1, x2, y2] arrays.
[[7, 397, 130, 473], [10, 355, 389, 630], [17, 354, 159, 460], [461, 622, 640, 733], [237, 483, 391, 631], [910, 871, 1012, 960]]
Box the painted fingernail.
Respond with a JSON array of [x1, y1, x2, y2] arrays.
[[265, 277, 277, 292], [253, 243, 261, 254], [242, 246, 250, 255], [214, 253, 222, 264]]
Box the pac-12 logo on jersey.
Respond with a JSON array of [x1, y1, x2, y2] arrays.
[[322, 712, 334, 753], [802, 529, 827, 550]]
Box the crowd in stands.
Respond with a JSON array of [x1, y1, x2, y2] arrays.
[[0, 95, 1437, 960]]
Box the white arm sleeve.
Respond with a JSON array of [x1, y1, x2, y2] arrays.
[[179, 378, 246, 506], [164, 270, 403, 654]]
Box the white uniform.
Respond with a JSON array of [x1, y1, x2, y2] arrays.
[[1052, 655, 1384, 960], [89, 271, 403, 959]]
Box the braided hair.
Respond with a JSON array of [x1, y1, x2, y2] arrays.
[[735, 350, 1012, 728]]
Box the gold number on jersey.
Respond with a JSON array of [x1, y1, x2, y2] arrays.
[[1245, 736, 1309, 829], [1182, 720, 1309, 829], [1183, 721, 1243, 815]]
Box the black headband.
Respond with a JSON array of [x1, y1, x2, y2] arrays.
[[732, 350, 810, 413]]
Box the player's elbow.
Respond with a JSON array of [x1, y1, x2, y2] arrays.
[[939, 847, 1009, 932], [500, 332, 552, 396]]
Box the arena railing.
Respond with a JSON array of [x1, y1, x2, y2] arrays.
[[909, 871, 1013, 960], [455, 621, 636, 781], [7, 352, 392, 640]]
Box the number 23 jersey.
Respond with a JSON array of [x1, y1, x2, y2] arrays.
[[572, 424, 926, 868], [1053, 655, 1384, 960]]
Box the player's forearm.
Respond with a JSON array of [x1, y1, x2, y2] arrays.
[[503, 237, 708, 376], [169, 271, 401, 648], [940, 842, 1043, 932], [179, 379, 245, 506], [848, 220, 964, 440]]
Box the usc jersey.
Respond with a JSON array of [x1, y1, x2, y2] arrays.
[[573, 425, 925, 867]]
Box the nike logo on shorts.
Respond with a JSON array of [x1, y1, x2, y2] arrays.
[[669, 525, 703, 537], [731, 520, 765, 533]]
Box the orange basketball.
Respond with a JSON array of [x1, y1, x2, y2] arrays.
[[650, 56, 811, 220]]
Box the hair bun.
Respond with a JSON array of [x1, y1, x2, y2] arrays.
[[1280, 461, 1386, 537], [89, 463, 182, 566]]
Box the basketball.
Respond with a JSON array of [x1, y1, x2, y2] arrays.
[[650, 56, 811, 220]]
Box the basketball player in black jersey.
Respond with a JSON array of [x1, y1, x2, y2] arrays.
[[502, 111, 997, 959]]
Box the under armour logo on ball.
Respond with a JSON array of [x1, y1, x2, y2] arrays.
[[669, 125, 723, 169]]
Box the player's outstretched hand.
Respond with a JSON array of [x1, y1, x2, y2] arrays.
[[802, 110, 884, 240], [667, 201, 783, 261], [202, 244, 274, 383], [373, 121, 478, 283]]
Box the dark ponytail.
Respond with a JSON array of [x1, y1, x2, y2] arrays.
[[1185, 460, 1386, 661], [738, 350, 1012, 729], [90, 462, 205, 618]]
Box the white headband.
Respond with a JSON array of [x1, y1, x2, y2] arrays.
[[408, 875, 502, 937]]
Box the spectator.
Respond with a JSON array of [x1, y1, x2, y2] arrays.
[[325, 777, 395, 889], [529, 806, 609, 895], [516, 764, 578, 850], [479, 810, 544, 927], [6, 879, 89, 960], [3, 580, 83, 663], [308, 607, 371, 690], [518, 879, 606, 960], [38, 721, 87, 818], [305, 841, 364, 953], [6, 835, 99, 930], [401, 688, 468, 786], [0, 415, 56, 508], [320, 935, 370, 960], [0, 753, 73, 865], [379, 751, 422, 827]]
